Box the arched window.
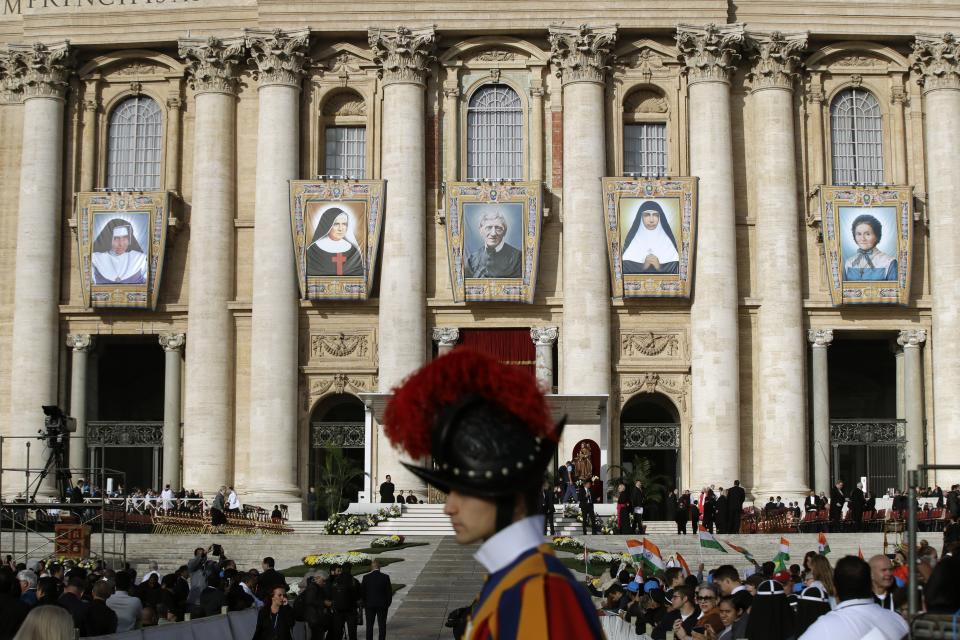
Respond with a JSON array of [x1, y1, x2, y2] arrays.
[[106, 96, 162, 191], [466, 84, 523, 181], [830, 88, 884, 185]]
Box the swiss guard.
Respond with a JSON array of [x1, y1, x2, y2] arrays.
[[384, 349, 604, 639]]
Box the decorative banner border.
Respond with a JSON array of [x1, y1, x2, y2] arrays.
[[601, 177, 699, 299], [75, 191, 169, 310], [820, 186, 913, 305], [289, 180, 386, 301], [444, 181, 542, 304]]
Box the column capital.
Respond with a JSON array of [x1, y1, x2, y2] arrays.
[[677, 23, 745, 85], [3, 41, 74, 101], [898, 329, 927, 348], [1, 49, 25, 103], [66, 334, 94, 352], [368, 26, 436, 87], [531, 326, 559, 346], [165, 96, 183, 111], [548, 24, 617, 86], [431, 327, 459, 348], [745, 31, 808, 92], [245, 28, 311, 89], [808, 328, 834, 347], [911, 33, 960, 93], [178, 36, 247, 96], [159, 332, 186, 352]]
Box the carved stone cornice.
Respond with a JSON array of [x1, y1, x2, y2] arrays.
[[178, 36, 247, 96], [898, 329, 927, 348], [159, 332, 186, 352], [66, 334, 94, 352], [746, 31, 807, 92], [530, 326, 559, 347], [432, 327, 460, 348], [808, 328, 834, 348], [245, 28, 311, 89], [548, 24, 617, 85], [3, 42, 74, 101], [368, 26, 436, 86], [911, 33, 960, 93], [676, 23, 745, 85]]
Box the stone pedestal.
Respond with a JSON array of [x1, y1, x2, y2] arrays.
[[898, 329, 926, 476], [178, 37, 244, 494], [432, 327, 459, 356], [530, 327, 558, 392], [245, 29, 310, 512], [678, 24, 744, 488], [5, 42, 73, 491], [748, 31, 810, 498], [912, 34, 960, 485], [809, 329, 833, 495], [370, 26, 436, 494], [66, 334, 94, 473], [159, 333, 185, 488]]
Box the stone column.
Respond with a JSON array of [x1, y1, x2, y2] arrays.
[[243, 29, 310, 514], [66, 334, 93, 473], [529, 83, 545, 183], [677, 24, 745, 488], [441, 83, 458, 183], [159, 332, 185, 488], [747, 31, 810, 499], [912, 34, 960, 485], [370, 26, 436, 492], [808, 329, 833, 495], [432, 327, 459, 356], [549, 24, 616, 460], [530, 326, 558, 392], [898, 329, 926, 475], [177, 36, 245, 494], [164, 96, 182, 192], [5, 42, 73, 485], [79, 90, 98, 192]]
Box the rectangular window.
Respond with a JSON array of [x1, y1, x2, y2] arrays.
[[623, 123, 667, 177], [324, 126, 366, 179]]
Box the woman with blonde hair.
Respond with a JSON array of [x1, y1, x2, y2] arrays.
[[13, 605, 74, 640], [805, 553, 837, 608]]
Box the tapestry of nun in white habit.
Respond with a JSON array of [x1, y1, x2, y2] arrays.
[[621, 200, 680, 275], [91, 219, 148, 285]]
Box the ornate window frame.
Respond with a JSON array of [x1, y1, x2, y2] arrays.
[[461, 79, 527, 181], [103, 93, 165, 191]]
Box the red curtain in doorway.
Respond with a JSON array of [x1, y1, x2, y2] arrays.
[[457, 328, 536, 377]]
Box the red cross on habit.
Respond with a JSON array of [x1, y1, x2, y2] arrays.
[[330, 252, 346, 275]]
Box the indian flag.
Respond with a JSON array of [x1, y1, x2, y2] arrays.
[[773, 536, 790, 571], [724, 540, 756, 564], [699, 526, 726, 552], [627, 538, 664, 575], [818, 532, 831, 556], [677, 552, 691, 578], [858, 545, 864, 560]]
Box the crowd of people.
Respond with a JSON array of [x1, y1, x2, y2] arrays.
[[591, 539, 960, 640], [376, 474, 425, 505], [0, 546, 394, 640]]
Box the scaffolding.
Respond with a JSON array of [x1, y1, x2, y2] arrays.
[[0, 436, 126, 568]]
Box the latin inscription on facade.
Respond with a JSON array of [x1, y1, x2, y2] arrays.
[[4, 0, 199, 15]]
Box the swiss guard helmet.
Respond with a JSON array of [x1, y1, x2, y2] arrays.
[[383, 349, 564, 531]]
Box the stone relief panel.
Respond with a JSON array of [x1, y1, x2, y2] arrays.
[[302, 373, 378, 412], [322, 92, 367, 116], [618, 330, 688, 363], [469, 48, 527, 63], [618, 372, 691, 417], [305, 329, 377, 369], [623, 88, 668, 114]]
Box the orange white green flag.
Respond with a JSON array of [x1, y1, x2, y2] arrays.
[[676, 552, 692, 578], [818, 532, 831, 555], [627, 538, 664, 575], [858, 545, 864, 560], [724, 540, 756, 564], [698, 526, 726, 552], [773, 536, 790, 572]]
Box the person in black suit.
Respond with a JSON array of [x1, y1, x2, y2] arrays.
[[557, 463, 571, 505], [361, 559, 392, 640], [689, 500, 701, 533], [630, 481, 645, 534], [727, 480, 746, 534], [715, 488, 729, 534], [378, 475, 395, 504], [84, 579, 118, 637], [0, 568, 30, 640], [578, 482, 598, 535], [830, 480, 846, 530], [58, 575, 90, 634], [676, 491, 690, 535], [850, 482, 866, 532], [542, 482, 556, 536], [804, 491, 819, 513], [327, 564, 361, 640], [257, 557, 288, 602]]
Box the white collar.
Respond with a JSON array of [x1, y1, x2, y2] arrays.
[[314, 236, 352, 253], [474, 515, 545, 574], [731, 585, 747, 594], [483, 239, 505, 253], [835, 598, 877, 610]]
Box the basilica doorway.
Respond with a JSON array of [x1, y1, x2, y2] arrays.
[[619, 393, 679, 520], [308, 394, 365, 519]]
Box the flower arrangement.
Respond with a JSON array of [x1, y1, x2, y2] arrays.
[[562, 504, 581, 519], [586, 550, 635, 567], [552, 536, 585, 553], [370, 534, 405, 548], [48, 557, 97, 571], [302, 552, 372, 567], [322, 505, 403, 535]]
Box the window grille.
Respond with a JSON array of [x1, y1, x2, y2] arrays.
[[623, 123, 667, 176], [324, 126, 366, 179], [106, 96, 162, 191], [830, 88, 884, 185], [466, 84, 523, 181]]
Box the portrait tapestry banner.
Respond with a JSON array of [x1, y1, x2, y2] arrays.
[[289, 180, 386, 301], [819, 186, 913, 305], [75, 191, 170, 310], [601, 177, 699, 299], [444, 181, 543, 304]]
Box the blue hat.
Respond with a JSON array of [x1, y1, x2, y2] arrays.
[[626, 581, 640, 593], [644, 579, 659, 593]]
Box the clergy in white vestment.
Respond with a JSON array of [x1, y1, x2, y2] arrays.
[[621, 200, 680, 275], [91, 218, 148, 285]]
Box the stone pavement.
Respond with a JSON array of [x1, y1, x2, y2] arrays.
[[385, 537, 484, 640]]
